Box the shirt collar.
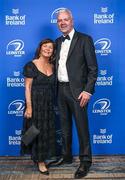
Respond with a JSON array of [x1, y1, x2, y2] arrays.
[[68, 28, 75, 40], [63, 28, 75, 40]]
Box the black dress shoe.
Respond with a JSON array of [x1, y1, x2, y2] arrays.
[[50, 157, 72, 166], [74, 164, 90, 179]]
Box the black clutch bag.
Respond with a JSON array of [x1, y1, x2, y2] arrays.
[[22, 125, 40, 146]]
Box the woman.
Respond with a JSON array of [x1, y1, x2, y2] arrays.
[[21, 39, 56, 175]]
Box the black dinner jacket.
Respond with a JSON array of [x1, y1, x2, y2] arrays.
[[55, 30, 98, 100]]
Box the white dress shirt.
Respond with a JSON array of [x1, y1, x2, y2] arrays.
[[58, 29, 75, 82]]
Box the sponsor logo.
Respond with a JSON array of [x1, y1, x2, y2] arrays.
[[96, 70, 113, 86], [6, 39, 25, 57], [93, 128, 113, 144], [94, 7, 114, 24], [6, 71, 24, 87], [12, 9, 19, 15], [94, 38, 111, 56], [8, 99, 25, 116], [92, 98, 111, 115], [51, 7, 66, 23], [15, 130, 21, 136], [8, 129, 21, 145], [5, 9, 26, 26]]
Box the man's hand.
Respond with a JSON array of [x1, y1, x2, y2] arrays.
[[78, 91, 91, 107]]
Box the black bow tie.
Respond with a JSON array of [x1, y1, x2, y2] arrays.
[[62, 35, 70, 42]]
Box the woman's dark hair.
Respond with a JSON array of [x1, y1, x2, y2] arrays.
[[34, 38, 56, 63]]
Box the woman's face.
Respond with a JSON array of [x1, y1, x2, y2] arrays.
[[40, 42, 54, 58]]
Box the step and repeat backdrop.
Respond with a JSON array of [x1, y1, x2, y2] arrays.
[[1, 0, 125, 156]]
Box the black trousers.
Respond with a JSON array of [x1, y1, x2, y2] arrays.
[[58, 82, 92, 163]]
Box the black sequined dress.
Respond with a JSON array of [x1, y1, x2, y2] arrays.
[[21, 61, 56, 162]]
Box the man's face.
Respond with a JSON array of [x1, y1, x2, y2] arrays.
[[57, 11, 73, 35]]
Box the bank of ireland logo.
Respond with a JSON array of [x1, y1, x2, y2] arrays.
[[12, 9, 19, 15], [100, 70, 107, 76], [93, 128, 113, 144], [7, 71, 24, 88], [96, 69, 113, 86], [6, 39, 25, 57], [15, 129, 21, 136], [92, 98, 111, 115], [14, 71, 20, 76], [101, 7, 108, 13], [8, 99, 25, 116], [94, 7, 114, 24], [94, 38, 111, 56], [51, 7, 66, 23], [5, 8, 26, 26], [8, 129, 21, 146]]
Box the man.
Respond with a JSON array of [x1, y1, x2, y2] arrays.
[[55, 9, 98, 179]]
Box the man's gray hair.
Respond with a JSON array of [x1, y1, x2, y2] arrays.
[[57, 8, 73, 19]]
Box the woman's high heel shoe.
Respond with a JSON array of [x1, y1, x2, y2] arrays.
[[39, 169, 49, 175], [38, 162, 49, 175]]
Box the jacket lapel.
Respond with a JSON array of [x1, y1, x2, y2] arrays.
[[67, 31, 78, 60], [56, 38, 62, 69]]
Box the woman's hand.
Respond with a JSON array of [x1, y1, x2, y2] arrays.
[[24, 106, 32, 119], [24, 77, 33, 119]]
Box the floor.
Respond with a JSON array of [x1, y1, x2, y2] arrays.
[[0, 155, 125, 179]]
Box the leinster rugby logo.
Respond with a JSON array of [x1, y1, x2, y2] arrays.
[[94, 38, 111, 56], [8, 99, 25, 116], [6, 39, 25, 57], [92, 98, 111, 115], [51, 7, 66, 23]]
